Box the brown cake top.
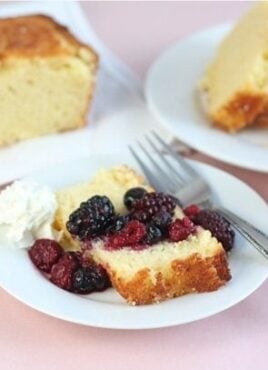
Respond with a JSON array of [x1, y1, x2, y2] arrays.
[[0, 14, 97, 59]]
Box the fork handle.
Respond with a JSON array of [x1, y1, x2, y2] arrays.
[[216, 207, 268, 259]]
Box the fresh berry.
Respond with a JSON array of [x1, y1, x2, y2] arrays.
[[72, 265, 111, 294], [193, 210, 235, 251], [144, 224, 162, 244], [107, 214, 131, 234], [124, 220, 147, 244], [29, 239, 63, 272], [131, 210, 149, 223], [183, 204, 200, 218], [168, 217, 196, 242], [107, 220, 146, 250], [107, 234, 128, 250], [131, 192, 177, 222], [66, 195, 115, 240], [151, 211, 172, 232], [50, 253, 79, 290], [124, 187, 147, 210]]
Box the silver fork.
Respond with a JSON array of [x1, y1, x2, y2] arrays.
[[129, 131, 268, 259]]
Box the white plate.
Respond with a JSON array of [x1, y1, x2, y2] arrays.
[[145, 23, 268, 173], [0, 153, 267, 329]]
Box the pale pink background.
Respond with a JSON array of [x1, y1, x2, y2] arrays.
[[0, 2, 267, 370]]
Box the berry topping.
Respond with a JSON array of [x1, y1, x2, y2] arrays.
[[168, 217, 196, 242], [131, 192, 177, 222], [151, 211, 172, 232], [193, 210, 235, 251], [29, 239, 63, 272], [183, 204, 200, 218], [124, 187, 148, 210], [66, 195, 115, 240], [50, 253, 79, 291], [107, 220, 146, 250], [107, 214, 131, 234], [144, 224, 162, 244], [72, 265, 111, 294]]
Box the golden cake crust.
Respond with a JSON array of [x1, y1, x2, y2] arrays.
[[104, 250, 231, 305], [0, 14, 98, 61], [199, 3, 268, 132], [210, 92, 268, 132]]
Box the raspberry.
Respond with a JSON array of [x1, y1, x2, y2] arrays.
[[193, 210, 235, 251], [107, 220, 146, 250], [132, 192, 177, 222], [29, 239, 63, 272], [72, 265, 111, 294], [183, 204, 200, 218], [124, 220, 146, 244], [107, 234, 127, 250], [66, 195, 115, 240], [50, 253, 79, 291], [124, 187, 147, 210], [168, 217, 195, 242]]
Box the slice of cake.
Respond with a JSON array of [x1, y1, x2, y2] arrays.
[[54, 165, 153, 249], [55, 165, 231, 305], [89, 224, 230, 305], [0, 14, 98, 146], [199, 3, 268, 132]]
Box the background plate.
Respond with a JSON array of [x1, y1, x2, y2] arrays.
[[145, 23, 268, 172]]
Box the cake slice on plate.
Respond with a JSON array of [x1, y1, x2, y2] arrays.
[[55, 165, 232, 305], [200, 3, 268, 132]]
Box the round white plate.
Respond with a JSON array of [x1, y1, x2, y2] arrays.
[[0, 154, 267, 329], [145, 23, 268, 173]]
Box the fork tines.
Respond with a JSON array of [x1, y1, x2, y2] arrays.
[[129, 131, 198, 194]]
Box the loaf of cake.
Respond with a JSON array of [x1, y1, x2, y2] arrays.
[[199, 3, 268, 132], [0, 14, 98, 146], [54, 165, 231, 305]]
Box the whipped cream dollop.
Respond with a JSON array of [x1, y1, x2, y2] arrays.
[[0, 180, 58, 249]]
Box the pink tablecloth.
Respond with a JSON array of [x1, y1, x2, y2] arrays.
[[0, 2, 267, 370]]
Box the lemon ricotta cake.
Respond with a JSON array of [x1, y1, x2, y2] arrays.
[[54, 165, 231, 305], [0, 14, 98, 146], [54, 165, 153, 249], [200, 3, 268, 132]]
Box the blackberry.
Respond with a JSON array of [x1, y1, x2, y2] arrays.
[[66, 195, 115, 240], [193, 210, 235, 252], [151, 211, 172, 233], [144, 224, 162, 245], [124, 187, 147, 210], [107, 214, 131, 234], [29, 239, 63, 272], [72, 265, 111, 294], [131, 210, 149, 223], [131, 192, 177, 222]]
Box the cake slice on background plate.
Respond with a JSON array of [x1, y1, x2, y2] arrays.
[[0, 14, 98, 146], [200, 2, 268, 132]]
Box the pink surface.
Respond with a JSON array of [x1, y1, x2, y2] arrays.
[[0, 2, 267, 370]]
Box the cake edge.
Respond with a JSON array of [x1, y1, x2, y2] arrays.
[[101, 248, 231, 305]]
